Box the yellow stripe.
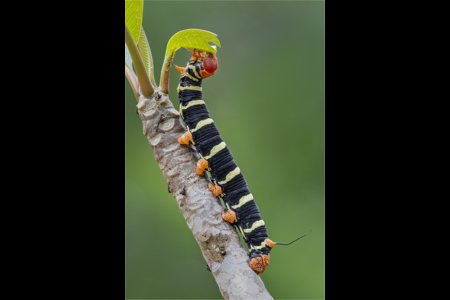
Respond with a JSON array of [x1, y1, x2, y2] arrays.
[[231, 194, 254, 209], [243, 220, 265, 233], [204, 142, 226, 160], [181, 100, 205, 111], [190, 118, 214, 133], [239, 226, 247, 240], [183, 71, 199, 82], [218, 167, 241, 185], [178, 85, 202, 91], [250, 242, 266, 250], [189, 65, 201, 78]]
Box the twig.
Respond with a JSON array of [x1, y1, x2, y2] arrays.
[[125, 25, 155, 97], [135, 92, 273, 300]]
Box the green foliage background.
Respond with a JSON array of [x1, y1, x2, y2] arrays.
[[125, 1, 324, 299]]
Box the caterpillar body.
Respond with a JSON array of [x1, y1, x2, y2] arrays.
[[175, 51, 307, 274]]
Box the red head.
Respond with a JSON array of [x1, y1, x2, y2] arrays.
[[200, 53, 218, 78]]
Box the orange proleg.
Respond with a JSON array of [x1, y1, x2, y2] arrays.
[[196, 158, 209, 176], [208, 182, 222, 197], [178, 131, 193, 145], [221, 209, 237, 224]]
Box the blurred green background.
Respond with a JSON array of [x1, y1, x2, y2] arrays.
[[125, 1, 324, 299]]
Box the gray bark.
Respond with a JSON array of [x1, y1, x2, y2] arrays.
[[136, 92, 273, 300]]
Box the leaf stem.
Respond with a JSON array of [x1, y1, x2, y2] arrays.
[[159, 51, 175, 95], [125, 24, 154, 97], [125, 65, 140, 100]]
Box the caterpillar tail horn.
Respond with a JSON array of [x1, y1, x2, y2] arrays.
[[272, 229, 312, 246]]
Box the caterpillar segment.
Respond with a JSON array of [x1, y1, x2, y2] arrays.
[[176, 50, 273, 274]]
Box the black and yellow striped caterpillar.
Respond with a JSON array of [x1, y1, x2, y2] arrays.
[[175, 50, 309, 274]]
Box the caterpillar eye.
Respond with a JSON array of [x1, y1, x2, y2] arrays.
[[203, 55, 218, 74]]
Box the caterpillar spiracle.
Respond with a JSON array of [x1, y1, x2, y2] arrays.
[[175, 50, 309, 274]]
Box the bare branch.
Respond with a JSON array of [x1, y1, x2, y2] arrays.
[[135, 92, 273, 300]]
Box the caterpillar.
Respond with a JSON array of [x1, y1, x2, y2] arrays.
[[175, 50, 309, 274]]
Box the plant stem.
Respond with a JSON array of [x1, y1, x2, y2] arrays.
[[125, 24, 154, 97], [125, 65, 140, 100], [159, 51, 175, 94]]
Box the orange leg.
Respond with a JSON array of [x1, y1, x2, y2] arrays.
[[191, 49, 204, 60], [249, 254, 270, 274], [196, 158, 209, 176], [221, 208, 236, 224], [208, 182, 222, 197], [178, 131, 193, 145], [175, 65, 186, 74]]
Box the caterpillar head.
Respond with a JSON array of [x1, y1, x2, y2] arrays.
[[200, 52, 218, 78], [249, 252, 270, 275]]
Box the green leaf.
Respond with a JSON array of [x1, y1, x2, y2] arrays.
[[137, 26, 156, 88], [165, 29, 221, 58], [125, 0, 143, 44]]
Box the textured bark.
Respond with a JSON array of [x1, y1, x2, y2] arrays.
[[136, 92, 273, 300]]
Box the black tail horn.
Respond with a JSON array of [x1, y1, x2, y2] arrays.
[[276, 229, 312, 246]]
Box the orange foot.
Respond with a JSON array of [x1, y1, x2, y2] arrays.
[[221, 208, 236, 224], [196, 158, 208, 176], [249, 254, 270, 275], [208, 182, 222, 197]]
